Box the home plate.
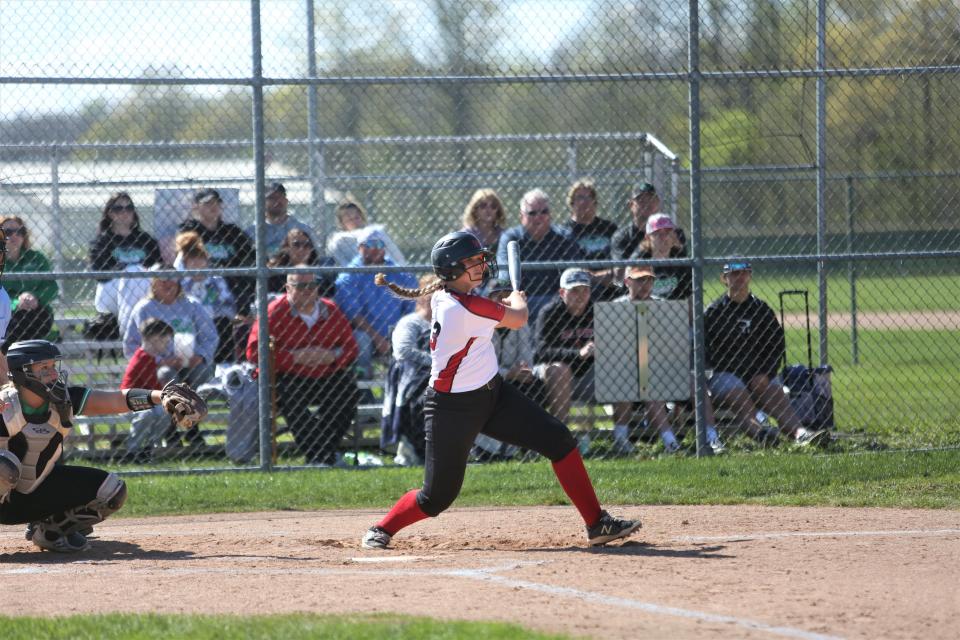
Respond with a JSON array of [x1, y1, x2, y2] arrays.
[[349, 555, 432, 563]]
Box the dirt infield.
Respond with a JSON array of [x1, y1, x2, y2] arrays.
[[2, 505, 958, 639], [781, 309, 960, 331]]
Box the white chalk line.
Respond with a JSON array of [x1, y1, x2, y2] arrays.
[[1, 559, 843, 640], [675, 528, 960, 543]]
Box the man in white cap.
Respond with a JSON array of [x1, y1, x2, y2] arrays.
[[335, 227, 418, 378], [533, 268, 602, 450]]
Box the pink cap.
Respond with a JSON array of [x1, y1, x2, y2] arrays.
[[645, 213, 676, 235]]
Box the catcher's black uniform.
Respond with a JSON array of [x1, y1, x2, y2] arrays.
[[0, 386, 111, 525]]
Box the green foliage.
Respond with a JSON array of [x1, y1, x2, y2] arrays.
[[0, 613, 566, 640]]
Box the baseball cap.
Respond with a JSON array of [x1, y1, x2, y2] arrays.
[[625, 265, 655, 280], [358, 227, 387, 248], [630, 182, 657, 199], [193, 188, 222, 205], [645, 213, 676, 235], [267, 181, 286, 196], [722, 260, 752, 274], [559, 268, 592, 290]]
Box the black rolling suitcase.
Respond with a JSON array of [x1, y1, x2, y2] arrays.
[[778, 289, 835, 430]]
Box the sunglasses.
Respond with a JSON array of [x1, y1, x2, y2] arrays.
[[109, 203, 136, 213], [525, 207, 550, 217], [289, 241, 313, 249], [1, 227, 25, 237], [573, 194, 595, 203], [287, 281, 320, 290], [361, 240, 386, 249]]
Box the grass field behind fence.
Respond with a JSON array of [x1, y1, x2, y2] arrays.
[[120, 449, 960, 517]]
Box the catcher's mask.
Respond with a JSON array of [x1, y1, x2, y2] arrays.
[[431, 231, 495, 284], [6, 340, 72, 424]]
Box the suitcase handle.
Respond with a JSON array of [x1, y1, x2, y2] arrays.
[[778, 289, 813, 370]]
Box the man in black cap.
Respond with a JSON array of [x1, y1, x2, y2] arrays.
[[704, 260, 827, 447], [179, 188, 255, 320], [611, 182, 687, 262], [244, 181, 316, 256]]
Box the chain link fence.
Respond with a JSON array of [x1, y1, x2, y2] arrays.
[[0, 1, 957, 471]]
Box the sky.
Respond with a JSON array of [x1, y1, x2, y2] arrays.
[[0, 0, 590, 117]]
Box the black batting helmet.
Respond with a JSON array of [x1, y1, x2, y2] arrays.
[[431, 231, 495, 282]]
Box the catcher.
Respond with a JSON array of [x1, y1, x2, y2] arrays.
[[0, 339, 206, 552]]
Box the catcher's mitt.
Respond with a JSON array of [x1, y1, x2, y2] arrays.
[[160, 380, 208, 428]]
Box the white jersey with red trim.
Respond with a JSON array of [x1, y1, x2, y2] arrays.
[[429, 289, 506, 393]]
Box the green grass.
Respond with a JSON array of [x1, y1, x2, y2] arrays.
[[119, 449, 960, 517], [771, 327, 960, 448], [1, 613, 566, 640], [703, 272, 960, 313]]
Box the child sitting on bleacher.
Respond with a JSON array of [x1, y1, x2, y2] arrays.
[[121, 318, 178, 462]]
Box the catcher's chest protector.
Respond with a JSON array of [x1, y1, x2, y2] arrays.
[[0, 386, 72, 494]]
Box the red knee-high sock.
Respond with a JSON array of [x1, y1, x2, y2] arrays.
[[376, 489, 430, 535], [552, 449, 603, 527]]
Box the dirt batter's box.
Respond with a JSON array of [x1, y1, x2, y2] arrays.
[[594, 299, 690, 402]]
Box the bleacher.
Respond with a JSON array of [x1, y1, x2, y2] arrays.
[[54, 317, 384, 464]]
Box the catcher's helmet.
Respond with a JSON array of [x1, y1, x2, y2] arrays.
[[6, 339, 72, 424], [431, 231, 495, 282], [6, 339, 62, 370]]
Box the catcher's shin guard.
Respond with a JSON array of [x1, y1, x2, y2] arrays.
[[36, 472, 127, 537]]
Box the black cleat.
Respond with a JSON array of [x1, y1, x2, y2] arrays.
[[587, 510, 642, 546]]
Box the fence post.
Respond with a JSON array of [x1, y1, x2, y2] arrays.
[[815, 0, 829, 367], [50, 145, 65, 294], [305, 0, 328, 247], [566, 138, 578, 184], [250, 0, 273, 471], [846, 175, 859, 364], [687, 0, 709, 457]]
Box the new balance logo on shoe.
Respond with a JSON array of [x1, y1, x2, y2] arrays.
[[587, 510, 642, 546]]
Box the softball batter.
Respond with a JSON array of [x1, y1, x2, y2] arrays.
[[362, 231, 640, 549]]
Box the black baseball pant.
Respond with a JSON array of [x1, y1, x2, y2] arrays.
[[417, 374, 577, 516], [0, 464, 108, 525]]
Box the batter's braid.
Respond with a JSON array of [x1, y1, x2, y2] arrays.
[[375, 273, 443, 299]]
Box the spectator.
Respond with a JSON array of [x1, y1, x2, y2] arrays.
[[175, 231, 238, 363], [121, 318, 178, 460], [266, 228, 336, 297], [704, 260, 826, 447], [87, 193, 162, 341], [610, 265, 723, 454], [381, 275, 434, 466], [611, 182, 686, 262], [460, 189, 507, 255], [334, 227, 417, 378], [178, 188, 255, 320], [244, 181, 316, 256], [0, 216, 58, 346], [533, 268, 596, 435], [326, 196, 405, 267], [497, 189, 585, 321], [247, 269, 360, 466], [561, 178, 620, 300], [634, 214, 691, 301], [123, 265, 218, 446]]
